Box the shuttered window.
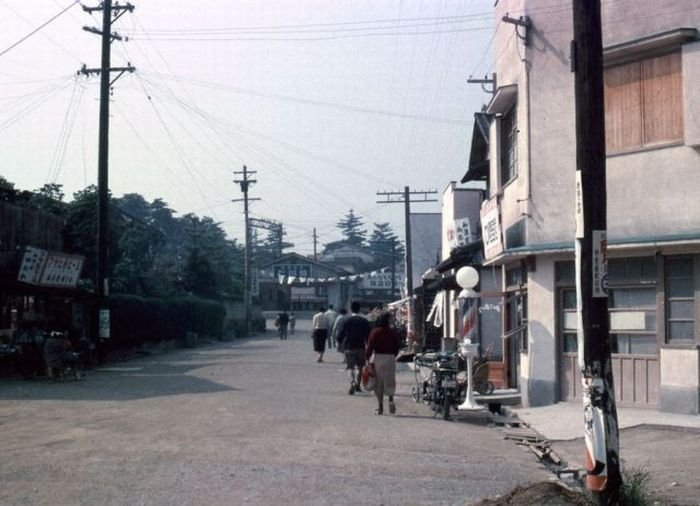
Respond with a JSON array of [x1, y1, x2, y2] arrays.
[[604, 52, 683, 153]]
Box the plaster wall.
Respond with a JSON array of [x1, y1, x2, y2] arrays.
[[601, 0, 700, 46], [659, 348, 700, 414], [440, 184, 483, 337], [683, 41, 700, 146], [521, 256, 558, 406], [492, 0, 700, 247]]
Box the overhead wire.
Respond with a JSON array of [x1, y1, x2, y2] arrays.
[[47, 76, 86, 184], [138, 70, 470, 126], [126, 12, 495, 34], [128, 26, 493, 43], [0, 78, 74, 133], [0, 0, 81, 59]]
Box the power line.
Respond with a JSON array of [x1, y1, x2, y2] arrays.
[[126, 12, 495, 34], [129, 27, 493, 43], [0, 0, 80, 58], [139, 70, 470, 126]]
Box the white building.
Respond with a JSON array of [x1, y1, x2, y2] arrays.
[[462, 1, 700, 413]]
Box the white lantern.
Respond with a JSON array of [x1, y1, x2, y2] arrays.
[[455, 266, 479, 289]]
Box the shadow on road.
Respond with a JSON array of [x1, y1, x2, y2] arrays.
[[0, 356, 237, 402]]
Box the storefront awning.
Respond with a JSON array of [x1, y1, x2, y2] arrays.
[[436, 240, 483, 273], [461, 112, 491, 184]]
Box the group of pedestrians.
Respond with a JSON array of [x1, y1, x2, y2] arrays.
[[312, 302, 401, 416]]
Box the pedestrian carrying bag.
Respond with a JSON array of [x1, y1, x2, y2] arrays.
[[362, 363, 376, 391]]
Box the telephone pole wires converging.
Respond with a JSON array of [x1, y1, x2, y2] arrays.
[[233, 166, 260, 337], [572, 1, 621, 502], [79, 0, 135, 346]]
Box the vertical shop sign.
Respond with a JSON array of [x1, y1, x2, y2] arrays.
[[480, 197, 503, 260]]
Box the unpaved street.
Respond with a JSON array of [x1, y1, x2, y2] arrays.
[[0, 320, 550, 505]]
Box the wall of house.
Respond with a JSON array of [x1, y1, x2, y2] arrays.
[[494, 1, 700, 248], [684, 41, 700, 146], [440, 184, 483, 337], [660, 348, 700, 414], [521, 256, 558, 406]]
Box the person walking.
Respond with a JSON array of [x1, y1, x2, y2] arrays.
[[365, 311, 400, 415], [277, 310, 290, 340], [331, 308, 348, 351], [336, 301, 371, 395], [311, 307, 329, 362], [324, 305, 338, 348]]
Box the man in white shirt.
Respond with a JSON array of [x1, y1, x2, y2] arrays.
[[311, 307, 329, 362], [324, 305, 338, 348]]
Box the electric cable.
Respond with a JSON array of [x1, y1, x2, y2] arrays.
[[0, 0, 81, 59]]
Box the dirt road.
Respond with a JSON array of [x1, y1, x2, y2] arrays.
[[0, 320, 551, 505]]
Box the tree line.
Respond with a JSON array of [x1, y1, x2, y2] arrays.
[[1, 177, 405, 297]]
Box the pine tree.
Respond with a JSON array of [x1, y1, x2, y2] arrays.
[[368, 222, 404, 268], [336, 209, 367, 246]]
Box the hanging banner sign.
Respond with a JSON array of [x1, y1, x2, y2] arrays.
[[592, 230, 608, 298]]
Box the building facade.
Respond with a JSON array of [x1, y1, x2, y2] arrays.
[[465, 1, 700, 413]]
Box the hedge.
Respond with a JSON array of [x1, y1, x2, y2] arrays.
[[108, 294, 225, 349]]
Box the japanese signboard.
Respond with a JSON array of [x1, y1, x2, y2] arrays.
[[17, 247, 84, 288], [592, 230, 608, 298], [39, 252, 84, 287], [445, 217, 473, 251], [480, 197, 503, 260], [17, 246, 48, 284]]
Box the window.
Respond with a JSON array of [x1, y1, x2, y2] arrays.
[[504, 266, 527, 352], [556, 258, 659, 356], [604, 51, 683, 153], [500, 105, 518, 185], [561, 288, 578, 353], [665, 257, 696, 344]]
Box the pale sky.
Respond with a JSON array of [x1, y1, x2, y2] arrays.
[[1, 0, 495, 254]]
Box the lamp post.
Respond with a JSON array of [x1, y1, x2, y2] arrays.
[[455, 266, 485, 411]]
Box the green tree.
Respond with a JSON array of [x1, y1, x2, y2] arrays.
[[29, 183, 67, 216], [336, 209, 367, 246], [368, 222, 404, 269], [64, 186, 122, 285]]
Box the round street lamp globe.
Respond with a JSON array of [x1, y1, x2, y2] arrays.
[[456, 266, 479, 289]]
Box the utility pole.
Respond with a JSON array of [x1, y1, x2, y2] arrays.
[[312, 227, 318, 261], [249, 217, 289, 258], [390, 237, 396, 298], [79, 1, 134, 348], [572, 1, 621, 503], [376, 186, 438, 295], [232, 166, 260, 337]]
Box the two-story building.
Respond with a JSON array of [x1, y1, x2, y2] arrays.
[[463, 0, 700, 413]]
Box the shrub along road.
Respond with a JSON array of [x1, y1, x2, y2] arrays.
[[0, 319, 551, 505]]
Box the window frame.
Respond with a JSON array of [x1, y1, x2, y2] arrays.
[[664, 256, 697, 346], [499, 103, 518, 187], [604, 50, 683, 155]]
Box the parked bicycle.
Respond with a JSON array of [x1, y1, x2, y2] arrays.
[[411, 342, 495, 420]]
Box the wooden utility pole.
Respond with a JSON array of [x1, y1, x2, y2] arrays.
[[79, 1, 134, 346], [376, 186, 438, 295], [390, 237, 396, 298], [233, 166, 260, 337], [571, 1, 622, 502], [312, 227, 318, 260]]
